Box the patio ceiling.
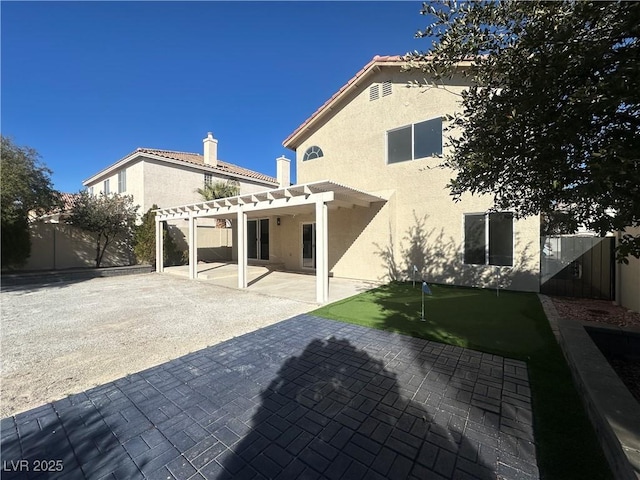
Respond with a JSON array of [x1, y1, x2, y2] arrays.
[[154, 180, 387, 221]]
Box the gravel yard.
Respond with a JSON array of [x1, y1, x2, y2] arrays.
[[0, 273, 311, 418]]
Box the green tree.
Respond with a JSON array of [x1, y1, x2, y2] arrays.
[[196, 179, 240, 201], [133, 205, 181, 266], [1, 135, 60, 268], [406, 0, 640, 260], [67, 191, 138, 268]]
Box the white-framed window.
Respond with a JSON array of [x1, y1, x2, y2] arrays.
[[464, 212, 514, 266], [103, 179, 110, 195], [387, 117, 442, 164], [88, 186, 94, 196], [303, 146, 324, 161], [118, 170, 126, 193], [204, 173, 213, 186]]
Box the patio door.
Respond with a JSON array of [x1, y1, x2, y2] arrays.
[[302, 223, 316, 268], [247, 219, 269, 260]]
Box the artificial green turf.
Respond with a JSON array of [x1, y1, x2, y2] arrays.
[[313, 282, 613, 480]]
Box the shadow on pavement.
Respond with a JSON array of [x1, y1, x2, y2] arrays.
[[218, 336, 494, 479]]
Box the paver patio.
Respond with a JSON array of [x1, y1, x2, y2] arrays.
[[1, 315, 539, 480]]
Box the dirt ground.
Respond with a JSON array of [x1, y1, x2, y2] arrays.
[[551, 295, 640, 404], [0, 273, 312, 418], [551, 296, 640, 328]]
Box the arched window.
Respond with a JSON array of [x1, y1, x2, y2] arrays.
[[303, 145, 324, 161]]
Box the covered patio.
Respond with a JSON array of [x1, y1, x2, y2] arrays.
[[162, 262, 379, 304], [154, 181, 387, 303]]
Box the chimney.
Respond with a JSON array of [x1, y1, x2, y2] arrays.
[[276, 156, 291, 188], [203, 132, 218, 166]]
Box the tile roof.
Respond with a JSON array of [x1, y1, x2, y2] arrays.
[[137, 148, 278, 184], [32, 192, 79, 219], [59, 192, 78, 210], [283, 55, 402, 149], [282, 54, 475, 150], [84, 147, 278, 186]]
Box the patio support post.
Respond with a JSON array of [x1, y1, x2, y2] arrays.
[[315, 199, 329, 303], [155, 216, 164, 273], [188, 214, 197, 280], [237, 210, 248, 288]]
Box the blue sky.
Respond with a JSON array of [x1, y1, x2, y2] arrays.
[[2, 1, 432, 192]]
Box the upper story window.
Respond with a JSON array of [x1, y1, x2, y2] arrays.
[[303, 146, 324, 161], [118, 170, 126, 193], [464, 212, 514, 266], [387, 117, 443, 164], [204, 173, 213, 186], [88, 186, 94, 196], [103, 179, 110, 195]]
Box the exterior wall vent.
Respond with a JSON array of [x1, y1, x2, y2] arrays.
[[369, 84, 380, 101], [382, 81, 392, 97]]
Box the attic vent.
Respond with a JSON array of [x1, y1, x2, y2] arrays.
[[382, 81, 392, 97], [369, 84, 380, 101]]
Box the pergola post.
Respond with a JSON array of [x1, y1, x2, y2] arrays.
[[315, 199, 329, 303], [237, 210, 248, 288], [188, 214, 197, 279], [155, 216, 164, 273]]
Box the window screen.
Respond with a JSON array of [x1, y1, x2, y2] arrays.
[[118, 170, 126, 193], [464, 214, 486, 265], [414, 118, 442, 159], [489, 213, 514, 266], [387, 126, 412, 164]]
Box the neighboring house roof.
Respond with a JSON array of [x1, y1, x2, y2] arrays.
[[30, 192, 78, 222], [83, 147, 278, 186], [283, 54, 473, 150], [58, 193, 78, 211]]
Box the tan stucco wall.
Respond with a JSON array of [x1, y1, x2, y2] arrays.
[[618, 227, 640, 313], [86, 158, 275, 216], [292, 68, 540, 291], [141, 160, 275, 213], [26, 222, 133, 270], [171, 225, 234, 262]]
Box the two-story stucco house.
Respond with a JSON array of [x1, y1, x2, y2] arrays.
[[83, 133, 286, 263], [82, 133, 281, 213], [154, 56, 541, 302]]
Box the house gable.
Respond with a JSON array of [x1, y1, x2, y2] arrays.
[[82, 142, 279, 213], [288, 62, 471, 192]]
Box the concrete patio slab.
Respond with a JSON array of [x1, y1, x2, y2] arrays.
[[163, 263, 379, 304], [1, 315, 539, 480], [0, 273, 312, 418]]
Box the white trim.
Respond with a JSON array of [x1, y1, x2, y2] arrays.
[[188, 214, 197, 279], [316, 199, 329, 303], [155, 217, 164, 273], [154, 181, 384, 222], [301, 222, 316, 270], [237, 210, 247, 288], [462, 211, 515, 267], [385, 116, 443, 165]]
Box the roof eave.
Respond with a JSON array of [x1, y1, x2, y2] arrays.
[[83, 151, 278, 187], [82, 151, 143, 186], [282, 57, 475, 151]]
